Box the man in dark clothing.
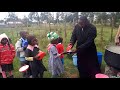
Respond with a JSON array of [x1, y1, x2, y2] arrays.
[[69, 16, 101, 78]]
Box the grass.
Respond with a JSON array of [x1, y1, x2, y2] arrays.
[[0, 23, 118, 78]]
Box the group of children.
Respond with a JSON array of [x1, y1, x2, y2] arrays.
[[0, 31, 65, 78]]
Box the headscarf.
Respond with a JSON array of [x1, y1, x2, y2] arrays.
[[47, 32, 59, 41]]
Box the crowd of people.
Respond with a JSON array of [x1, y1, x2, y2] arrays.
[[0, 16, 119, 78]]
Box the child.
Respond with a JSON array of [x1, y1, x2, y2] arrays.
[[47, 32, 64, 78], [0, 33, 15, 78], [25, 35, 47, 78], [15, 31, 30, 78], [56, 37, 64, 65]]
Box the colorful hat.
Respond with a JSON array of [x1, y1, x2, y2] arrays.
[[47, 32, 59, 41], [0, 33, 8, 42]]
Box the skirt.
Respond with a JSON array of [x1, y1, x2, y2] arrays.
[[1, 64, 14, 72], [29, 60, 47, 78]]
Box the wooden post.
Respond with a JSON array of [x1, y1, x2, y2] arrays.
[[101, 19, 104, 49], [48, 19, 51, 32], [64, 19, 67, 42], [110, 17, 114, 42]]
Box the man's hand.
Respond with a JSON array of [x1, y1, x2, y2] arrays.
[[72, 49, 77, 53], [68, 43, 73, 46]]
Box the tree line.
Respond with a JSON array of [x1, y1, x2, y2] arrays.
[[0, 12, 120, 28]]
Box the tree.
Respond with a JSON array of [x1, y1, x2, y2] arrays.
[[60, 12, 67, 38], [88, 12, 94, 23], [95, 12, 109, 25], [81, 12, 89, 17], [6, 12, 18, 22], [40, 12, 54, 31], [65, 14, 74, 23], [108, 12, 120, 27], [28, 12, 41, 26], [5, 12, 19, 28], [22, 15, 31, 27], [0, 20, 4, 23]]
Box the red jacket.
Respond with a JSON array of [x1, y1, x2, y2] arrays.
[[56, 43, 64, 59], [0, 44, 15, 65]]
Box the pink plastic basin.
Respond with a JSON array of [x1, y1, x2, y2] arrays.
[[95, 73, 109, 78]]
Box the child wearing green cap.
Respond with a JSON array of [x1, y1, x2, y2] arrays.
[[47, 32, 64, 78]]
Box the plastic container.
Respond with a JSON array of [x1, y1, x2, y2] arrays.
[[97, 52, 103, 65], [72, 55, 77, 66], [37, 51, 46, 60], [95, 73, 109, 78], [72, 52, 103, 66], [66, 45, 72, 52], [19, 65, 29, 72]]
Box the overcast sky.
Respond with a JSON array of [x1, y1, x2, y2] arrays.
[[0, 12, 57, 20]]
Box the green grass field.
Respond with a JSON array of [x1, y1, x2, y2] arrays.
[[0, 23, 118, 78]]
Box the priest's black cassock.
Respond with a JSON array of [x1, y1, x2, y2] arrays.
[[70, 23, 101, 78]]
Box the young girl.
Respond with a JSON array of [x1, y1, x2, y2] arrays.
[[25, 35, 47, 78], [47, 32, 64, 78], [0, 33, 15, 78], [56, 37, 64, 65]]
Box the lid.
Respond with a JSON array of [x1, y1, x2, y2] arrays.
[[19, 65, 29, 72]]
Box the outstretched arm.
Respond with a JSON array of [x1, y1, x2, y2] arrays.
[[115, 25, 120, 45]]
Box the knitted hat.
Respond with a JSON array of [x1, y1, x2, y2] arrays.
[[47, 32, 59, 41]]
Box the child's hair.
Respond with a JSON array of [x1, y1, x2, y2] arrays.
[[27, 35, 36, 45], [58, 37, 63, 43], [50, 38, 58, 44]]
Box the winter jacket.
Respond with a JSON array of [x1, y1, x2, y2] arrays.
[[0, 44, 15, 65], [15, 38, 28, 58]]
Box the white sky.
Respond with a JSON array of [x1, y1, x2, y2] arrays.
[[0, 12, 57, 20], [0, 12, 30, 20]]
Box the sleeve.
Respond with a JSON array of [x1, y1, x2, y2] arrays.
[[15, 39, 24, 52], [61, 44, 64, 53], [51, 46, 58, 56], [25, 49, 33, 61], [115, 25, 120, 43], [70, 25, 77, 47], [56, 45, 60, 54], [78, 26, 97, 50], [25, 57, 33, 61], [11, 44, 16, 58]]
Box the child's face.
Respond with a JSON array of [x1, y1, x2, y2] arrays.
[[1, 38, 8, 45], [51, 38, 58, 44], [21, 32, 29, 39], [31, 38, 38, 46]]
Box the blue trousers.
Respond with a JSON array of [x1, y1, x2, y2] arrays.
[[61, 58, 64, 65]]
